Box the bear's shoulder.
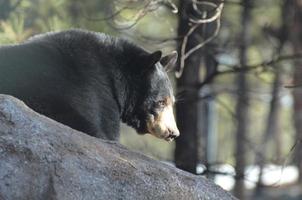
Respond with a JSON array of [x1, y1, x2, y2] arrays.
[[24, 29, 146, 62]]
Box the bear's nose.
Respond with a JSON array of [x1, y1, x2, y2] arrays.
[[168, 128, 180, 139]]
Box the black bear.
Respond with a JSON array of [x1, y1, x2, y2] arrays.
[[0, 29, 179, 141]]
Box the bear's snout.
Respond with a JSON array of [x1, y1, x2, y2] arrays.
[[165, 127, 180, 141], [147, 104, 180, 141]]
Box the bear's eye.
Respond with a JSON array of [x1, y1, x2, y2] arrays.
[[156, 100, 166, 107]]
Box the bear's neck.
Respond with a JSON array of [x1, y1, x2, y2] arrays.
[[117, 69, 144, 132], [91, 56, 140, 138], [69, 38, 143, 138], [105, 52, 143, 131]]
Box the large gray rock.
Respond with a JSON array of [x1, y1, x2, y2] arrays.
[[0, 94, 236, 200]]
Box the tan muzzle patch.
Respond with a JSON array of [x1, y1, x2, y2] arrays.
[[147, 103, 180, 141]]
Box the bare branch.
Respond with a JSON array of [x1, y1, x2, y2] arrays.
[[159, 0, 178, 13], [176, 23, 200, 78], [84, 6, 129, 22], [197, 53, 302, 89], [190, 1, 224, 24], [176, 1, 224, 78], [85, 0, 165, 31], [284, 84, 302, 88], [109, 0, 159, 30], [185, 17, 221, 59]]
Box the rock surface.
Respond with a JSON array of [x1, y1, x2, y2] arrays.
[[0, 94, 236, 200]]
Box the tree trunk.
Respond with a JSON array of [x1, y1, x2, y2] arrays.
[[233, 0, 252, 199], [291, 0, 302, 184], [255, 0, 290, 195], [174, 0, 218, 174], [175, 0, 204, 174], [254, 66, 282, 195]]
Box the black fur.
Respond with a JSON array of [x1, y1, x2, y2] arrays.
[[0, 29, 174, 140]]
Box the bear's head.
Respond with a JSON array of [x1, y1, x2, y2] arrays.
[[124, 50, 180, 141]]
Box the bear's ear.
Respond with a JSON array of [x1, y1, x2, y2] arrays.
[[160, 51, 178, 72], [139, 51, 162, 73], [148, 51, 162, 67]]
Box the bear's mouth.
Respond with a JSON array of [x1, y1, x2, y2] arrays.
[[146, 128, 179, 142], [165, 133, 178, 141], [146, 109, 180, 142]]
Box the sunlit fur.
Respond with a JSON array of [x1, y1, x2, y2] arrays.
[[146, 97, 179, 141]]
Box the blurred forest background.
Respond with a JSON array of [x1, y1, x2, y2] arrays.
[[1, 0, 302, 199]]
